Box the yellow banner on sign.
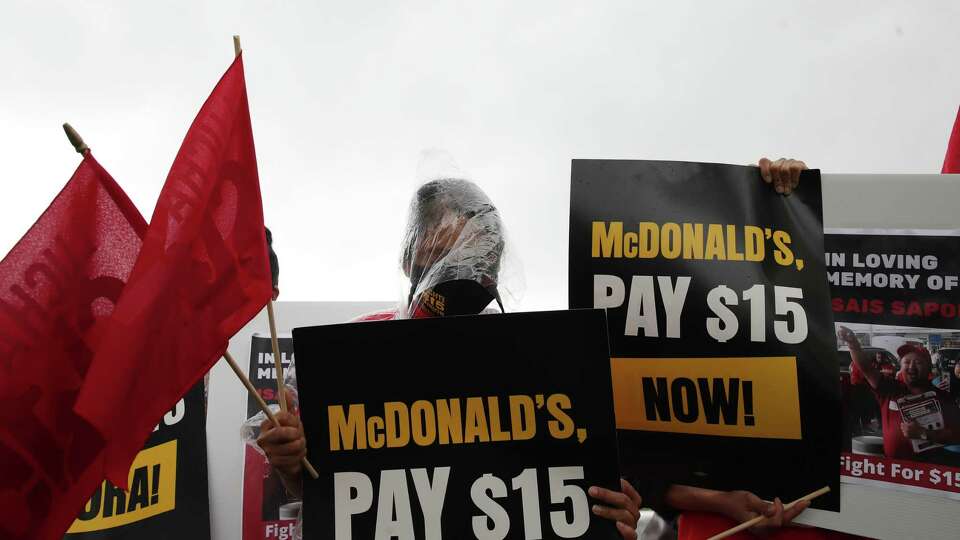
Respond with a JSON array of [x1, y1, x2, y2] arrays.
[[67, 439, 177, 533], [611, 357, 801, 439]]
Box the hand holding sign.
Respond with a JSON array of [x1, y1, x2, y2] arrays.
[[758, 157, 806, 195], [257, 391, 307, 488], [588, 479, 643, 539], [718, 491, 809, 533], [901, 420, 926, 440]]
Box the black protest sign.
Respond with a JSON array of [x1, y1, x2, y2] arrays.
[[66, 381, 211, 539], [246, 333, 295, 417], [825, 231, 960, 329], [569, 160, 840, 509], [293, 310, 621, 539], [243, 333, 299, 540]]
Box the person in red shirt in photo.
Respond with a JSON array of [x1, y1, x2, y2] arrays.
[[838, 326, 960, 463]]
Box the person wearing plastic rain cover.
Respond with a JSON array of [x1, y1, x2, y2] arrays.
[[246, 155, 523, 539], [252, 155, 813, 540]]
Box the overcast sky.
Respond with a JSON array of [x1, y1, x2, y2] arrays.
[[3, 1, 958, 310]]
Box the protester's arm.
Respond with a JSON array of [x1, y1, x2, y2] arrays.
[[758, 157, 807, 195], [838, 326, 882, 389], [588, 479, 809, 537], [589, 479, 643, 539], [590, 157, 811, 538], [664, 485, 808, 534], [257, 392, 306, 498]]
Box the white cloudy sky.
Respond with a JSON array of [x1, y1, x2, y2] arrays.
[[2, 1, 958, 310]]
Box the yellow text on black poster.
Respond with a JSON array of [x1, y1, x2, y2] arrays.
[[67, 440, 177, 533], [611, 357, 801, 439]]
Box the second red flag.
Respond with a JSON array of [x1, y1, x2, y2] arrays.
[[75, 54, 273, 486]]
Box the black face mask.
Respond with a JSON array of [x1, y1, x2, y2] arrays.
[[410, 279, 500, 318]]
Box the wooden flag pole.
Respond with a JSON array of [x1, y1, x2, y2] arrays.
[[265, 300, 288, 412], [218, 36, 313, 479], [231, 35, 289, 413], [706, 486, 831, 540], [223, 351, 319, 479], [63, 123, 89, 154]]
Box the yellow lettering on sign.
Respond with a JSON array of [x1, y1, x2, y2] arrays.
[[610, 357, 801, 439], [67, 440, 177, 533]]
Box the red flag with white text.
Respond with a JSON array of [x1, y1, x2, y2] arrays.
[[75, 54, 273, 486], [0, 153, 146, 540]]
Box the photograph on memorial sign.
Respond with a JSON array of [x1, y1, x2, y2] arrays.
[[65, 381, 211, 539], [293, 309, 622, 539], [240, 334, 299, 540], [827, 229, 960, 500], [569, 160, 841, 510]]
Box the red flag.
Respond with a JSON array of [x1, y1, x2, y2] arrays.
[[75, 53, 273, 486], [0, 153, 146, 540], [944, 106, 960, 173]]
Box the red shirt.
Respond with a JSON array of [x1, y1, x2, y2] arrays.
[[353, 309, 399, 322], [871, 377, 959, 459]]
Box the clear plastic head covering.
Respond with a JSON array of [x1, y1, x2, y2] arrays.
[[398, 153, 520, 318]]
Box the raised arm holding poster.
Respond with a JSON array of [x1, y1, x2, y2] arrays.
[[568, 160, 842, 511], [292, 309, 622, 539]]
